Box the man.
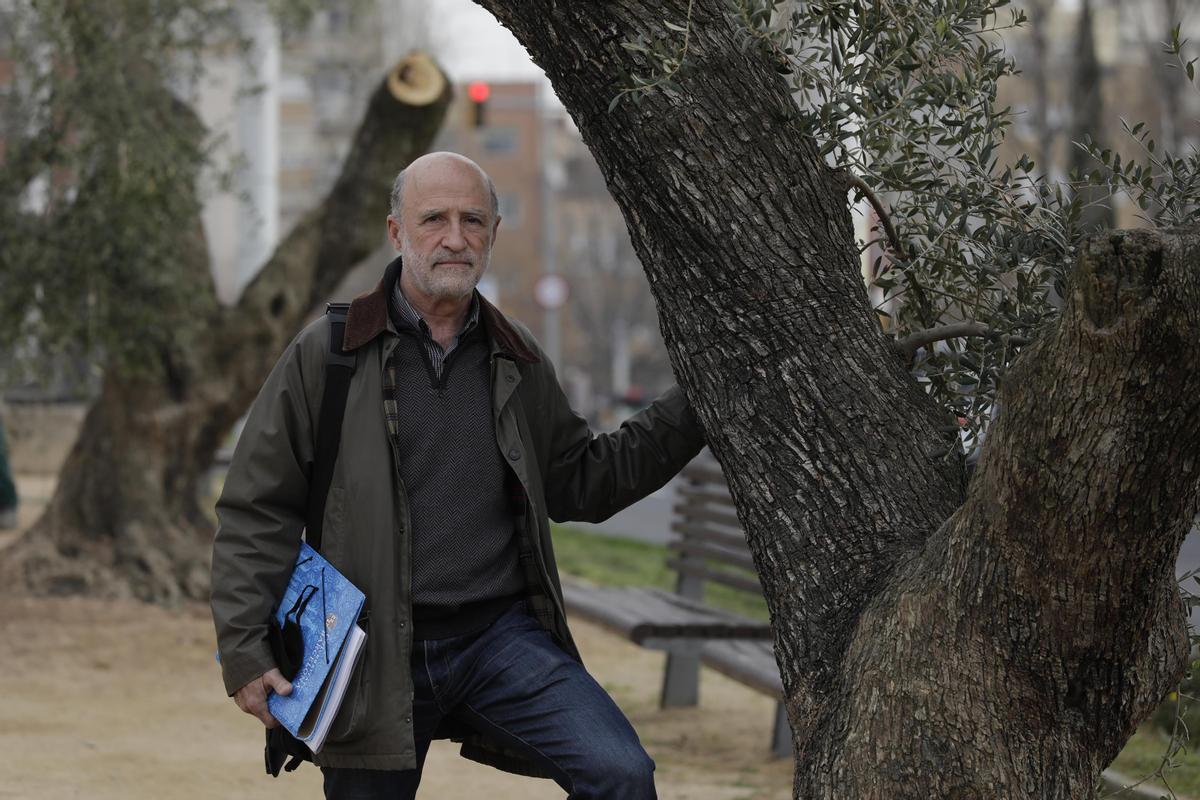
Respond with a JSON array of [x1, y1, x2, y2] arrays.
[[211, 152, 705, 799], [0, 415, 16, 530]]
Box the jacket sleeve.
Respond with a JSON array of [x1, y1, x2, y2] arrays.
[[535, 355, 706, 524], [210, 330, 319, 696]]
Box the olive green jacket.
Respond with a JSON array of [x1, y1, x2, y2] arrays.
[[210, 258, 705, 773]]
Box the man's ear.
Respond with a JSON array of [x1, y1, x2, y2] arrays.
[[490, 215, 502, 246], [386, 215, 402, 250]]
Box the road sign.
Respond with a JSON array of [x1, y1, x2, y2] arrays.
[[534, 274, 570, 310]]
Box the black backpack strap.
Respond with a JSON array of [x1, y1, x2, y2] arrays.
[[305, 302, 355, 554], [268, 303, 355, 777]]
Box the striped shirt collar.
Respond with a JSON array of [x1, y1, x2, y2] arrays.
[[391, 277, 481, 340]]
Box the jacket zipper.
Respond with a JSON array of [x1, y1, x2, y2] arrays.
[[383, 336, 416, 731]]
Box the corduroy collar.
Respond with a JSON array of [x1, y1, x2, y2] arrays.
[[343, 256, 539, 364]]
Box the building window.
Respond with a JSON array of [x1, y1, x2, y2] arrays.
[[480, 127, 519, 157], [497, 193, 523, 228]]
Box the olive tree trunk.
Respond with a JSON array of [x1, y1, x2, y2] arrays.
[[1, 54, 452, 603], [476, 2, 1199, 796]]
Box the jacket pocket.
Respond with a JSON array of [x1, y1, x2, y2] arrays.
[[325, 614, 370, 744]]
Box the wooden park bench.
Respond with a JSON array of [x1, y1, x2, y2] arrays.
[[561, 454, 791, 758]]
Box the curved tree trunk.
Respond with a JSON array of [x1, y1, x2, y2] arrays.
[[476, 2, 1198, 795], [822, 229, 1198, 797], [2, 54, 452, 603]]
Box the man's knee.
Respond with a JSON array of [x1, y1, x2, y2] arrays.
[[578, 745, 656, 798]]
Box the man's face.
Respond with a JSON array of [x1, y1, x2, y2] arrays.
[[387, 157, 500, 307]]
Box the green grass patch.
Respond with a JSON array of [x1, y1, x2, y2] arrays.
[[550, 524, 769, 622], [1109, 724, 1200, 798]]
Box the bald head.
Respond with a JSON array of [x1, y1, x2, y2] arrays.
[[386, 151, 502, 310], [390, 152, 498, 223]]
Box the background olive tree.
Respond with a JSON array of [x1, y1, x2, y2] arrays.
[[0, 0, 451, 601]]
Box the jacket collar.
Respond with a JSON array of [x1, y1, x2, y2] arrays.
[[343, 256, 540, 364]]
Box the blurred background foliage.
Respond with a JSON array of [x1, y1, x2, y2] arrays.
[[0, 0, 318, 383], [624, 0, 1200, 454]]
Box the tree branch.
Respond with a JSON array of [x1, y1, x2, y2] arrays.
[[845, 173, 908, 262], [893, 322, 1032, 361]]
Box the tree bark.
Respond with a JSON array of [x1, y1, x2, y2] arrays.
[[475, 2, 1198, 795], [1, 54, 451, 603], [820, 229, 1198, 797]]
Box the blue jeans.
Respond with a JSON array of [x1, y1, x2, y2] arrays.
[[322, 600, 656, 799]]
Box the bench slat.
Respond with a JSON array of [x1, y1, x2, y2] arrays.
[[672, 503, 743, 533], [562, 583, 772, 644], [675, 484, 737, 511], [664, 557, 765, 594], [702, 639, 782, 698], [669, 520, 750, 553], [667, 538, 758, 572], [680, 461, 727, 486]]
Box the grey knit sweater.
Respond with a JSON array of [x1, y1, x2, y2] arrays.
[[384, 298, 525, 640]]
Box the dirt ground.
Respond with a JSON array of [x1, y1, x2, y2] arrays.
[[0, 475, 792, 800]]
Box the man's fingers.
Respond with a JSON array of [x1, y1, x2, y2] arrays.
[[233, 671, 288, 728], [262, 668, 293, 697], [259, 710, 280, 729], [234, 680, 263, 712]]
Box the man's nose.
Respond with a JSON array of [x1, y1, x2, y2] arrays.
[[442, 220, 467, 251]]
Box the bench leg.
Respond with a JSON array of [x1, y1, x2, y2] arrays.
[[660, 648, 701, 708], [771, 702, 792, 759]]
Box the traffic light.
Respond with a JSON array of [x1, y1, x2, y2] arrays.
[[467, 81, 490, 128]]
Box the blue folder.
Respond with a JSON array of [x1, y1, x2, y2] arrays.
[[267, 542, 367, 753]]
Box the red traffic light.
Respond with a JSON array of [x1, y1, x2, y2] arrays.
[[467, 81, 490, 103]]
